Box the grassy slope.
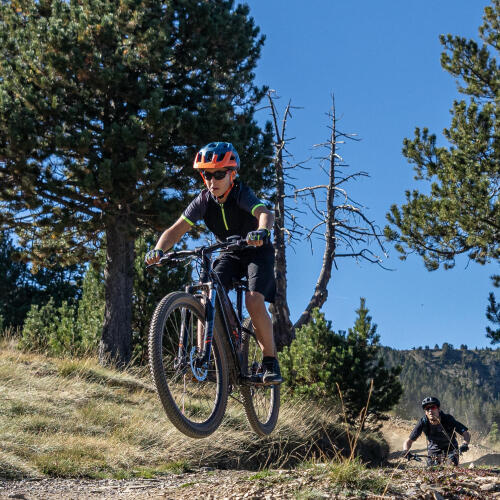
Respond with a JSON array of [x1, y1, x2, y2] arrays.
[[0, 339, 387, 480]]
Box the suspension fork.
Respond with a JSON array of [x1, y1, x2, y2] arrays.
[[176, 306, 191, 367], [200, 285, 217, 365]]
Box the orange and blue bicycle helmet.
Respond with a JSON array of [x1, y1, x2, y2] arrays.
[[193, 142, 240, 171]]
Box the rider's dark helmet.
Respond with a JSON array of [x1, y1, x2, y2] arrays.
[[421, 396, 440, 409], [193, 142, 240, 170]]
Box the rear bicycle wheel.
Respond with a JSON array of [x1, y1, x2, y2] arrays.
[[240, 318, 280, 436], [148, 292, 229, 438]]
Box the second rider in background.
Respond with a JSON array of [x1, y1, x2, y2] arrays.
[[145, 142, 282, 384]]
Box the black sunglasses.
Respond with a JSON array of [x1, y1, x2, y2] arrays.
[[202, 170, 229, 181]]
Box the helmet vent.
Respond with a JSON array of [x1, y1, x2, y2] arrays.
[[205, 152, 213, 162]]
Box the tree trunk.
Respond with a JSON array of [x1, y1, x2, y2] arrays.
[[271, 194, 294, 349], [268, 93, 294, 350], [99, 217, 135, 367], [294, 98, 337, 331]]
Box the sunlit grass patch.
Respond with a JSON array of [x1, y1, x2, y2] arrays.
[[20, 415, 62, 434], [328, 458, 387, 493], [75, 400, 124, 430], [0, 450, 41, 480], [248, 469, 275, 481], [4, 400, 38, 417], [0, 342, 388, 478], [34, 446, 109, 478], [294, 488, 329, 500], [138, 459, 192, 476], [56, 357, 153, 394]]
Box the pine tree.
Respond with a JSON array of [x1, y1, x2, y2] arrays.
[[0, 0, 273, 365], [385, 1, 499, 343], [486, 291, 500, 343], [279, 302, 402, 423], [340, 298, 402, 422], [0, 230, 82, 328], [279, 308, 345, 400]]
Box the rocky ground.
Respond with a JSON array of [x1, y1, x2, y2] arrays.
[[0, 463, 499, 499], [1, 417, 498, 499]]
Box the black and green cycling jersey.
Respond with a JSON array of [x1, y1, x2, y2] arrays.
[[182, 181, 270, 245]]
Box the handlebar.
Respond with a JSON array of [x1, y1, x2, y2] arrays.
[[405, 452, 423, 462], [404, 448, 464, 464], [146, 236, 249, 270]]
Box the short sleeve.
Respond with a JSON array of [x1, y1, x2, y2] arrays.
[[409, 420, 424, 441], [182, 191, 208, 226], [238, 183, 267, 216]]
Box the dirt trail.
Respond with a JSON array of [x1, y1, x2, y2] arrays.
[[1, 417, 499, 499]]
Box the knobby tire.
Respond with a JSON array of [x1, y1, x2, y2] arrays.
[[148, 292, 229, 438], [240, 318, 280, 436]]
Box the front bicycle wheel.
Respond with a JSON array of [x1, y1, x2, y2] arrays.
[[148, 292, 229, 438], [240, 318, 280, 436]]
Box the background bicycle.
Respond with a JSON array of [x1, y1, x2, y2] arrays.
[[404, 449, 466, 467], [147, 237, 280, 438]]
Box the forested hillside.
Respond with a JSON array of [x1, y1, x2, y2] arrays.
[[381, 345, 499, 435]]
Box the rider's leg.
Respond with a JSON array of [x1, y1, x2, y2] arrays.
[[246, 291, 282, 384], [245, 291, 275, 357]]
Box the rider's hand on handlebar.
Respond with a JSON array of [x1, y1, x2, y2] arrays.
[[404, 451, 413, 461], [246, 229, 270, 247], [145, 249, 164, 265]]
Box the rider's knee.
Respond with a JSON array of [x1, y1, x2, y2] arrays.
[[245, 291, 264, 309]]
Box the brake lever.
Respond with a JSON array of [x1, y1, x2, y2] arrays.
[[225, 240, 248, 252]]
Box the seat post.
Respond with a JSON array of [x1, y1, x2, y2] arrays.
[[236, 284, 243, 322]]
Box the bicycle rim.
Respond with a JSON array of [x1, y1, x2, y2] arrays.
[[240, 318, 280, 436], [148, 292, 228, 438]]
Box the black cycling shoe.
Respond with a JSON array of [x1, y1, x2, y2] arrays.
[[262, 358, 283, 385]]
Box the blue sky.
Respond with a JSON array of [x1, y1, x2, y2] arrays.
[[242, 0, 496, 349]]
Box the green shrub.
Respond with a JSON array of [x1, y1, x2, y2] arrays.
[[20, 298, 79, 356], [279, 308, 344, 401], [280, 301, 402, 423], [488, 422, 499, 443], [48, 301, 77, 356], [76, 263, 104, 355], [19, 299, 56, 353]]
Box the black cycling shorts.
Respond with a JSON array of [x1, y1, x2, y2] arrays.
[[210, 245, 276, 303]]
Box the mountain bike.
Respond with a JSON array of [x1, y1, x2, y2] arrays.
[[405, 449, 463, 467], [147, 236, 280, 438]]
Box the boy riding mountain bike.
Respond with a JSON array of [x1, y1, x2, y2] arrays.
[[403, 396, 471, 466], [145, 142, 282, 385]]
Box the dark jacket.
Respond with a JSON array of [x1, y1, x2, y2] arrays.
[[409, 411, 468, 454]]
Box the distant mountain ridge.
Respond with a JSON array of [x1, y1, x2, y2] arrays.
[[380, 345, 499, 435]]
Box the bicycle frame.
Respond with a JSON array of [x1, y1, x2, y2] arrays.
[[171, 239, 254, 383]]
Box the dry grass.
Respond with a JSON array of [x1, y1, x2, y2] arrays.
[[0, 337, 387, 480]]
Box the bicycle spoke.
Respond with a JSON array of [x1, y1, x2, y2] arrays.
[[154, 298, 224, 426], [240, 319, 280, 436]]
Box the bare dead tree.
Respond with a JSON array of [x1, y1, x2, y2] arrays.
[[266, 92, 387, 343], [267, 91, 296, 350], [293, 94, 387, 330]]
